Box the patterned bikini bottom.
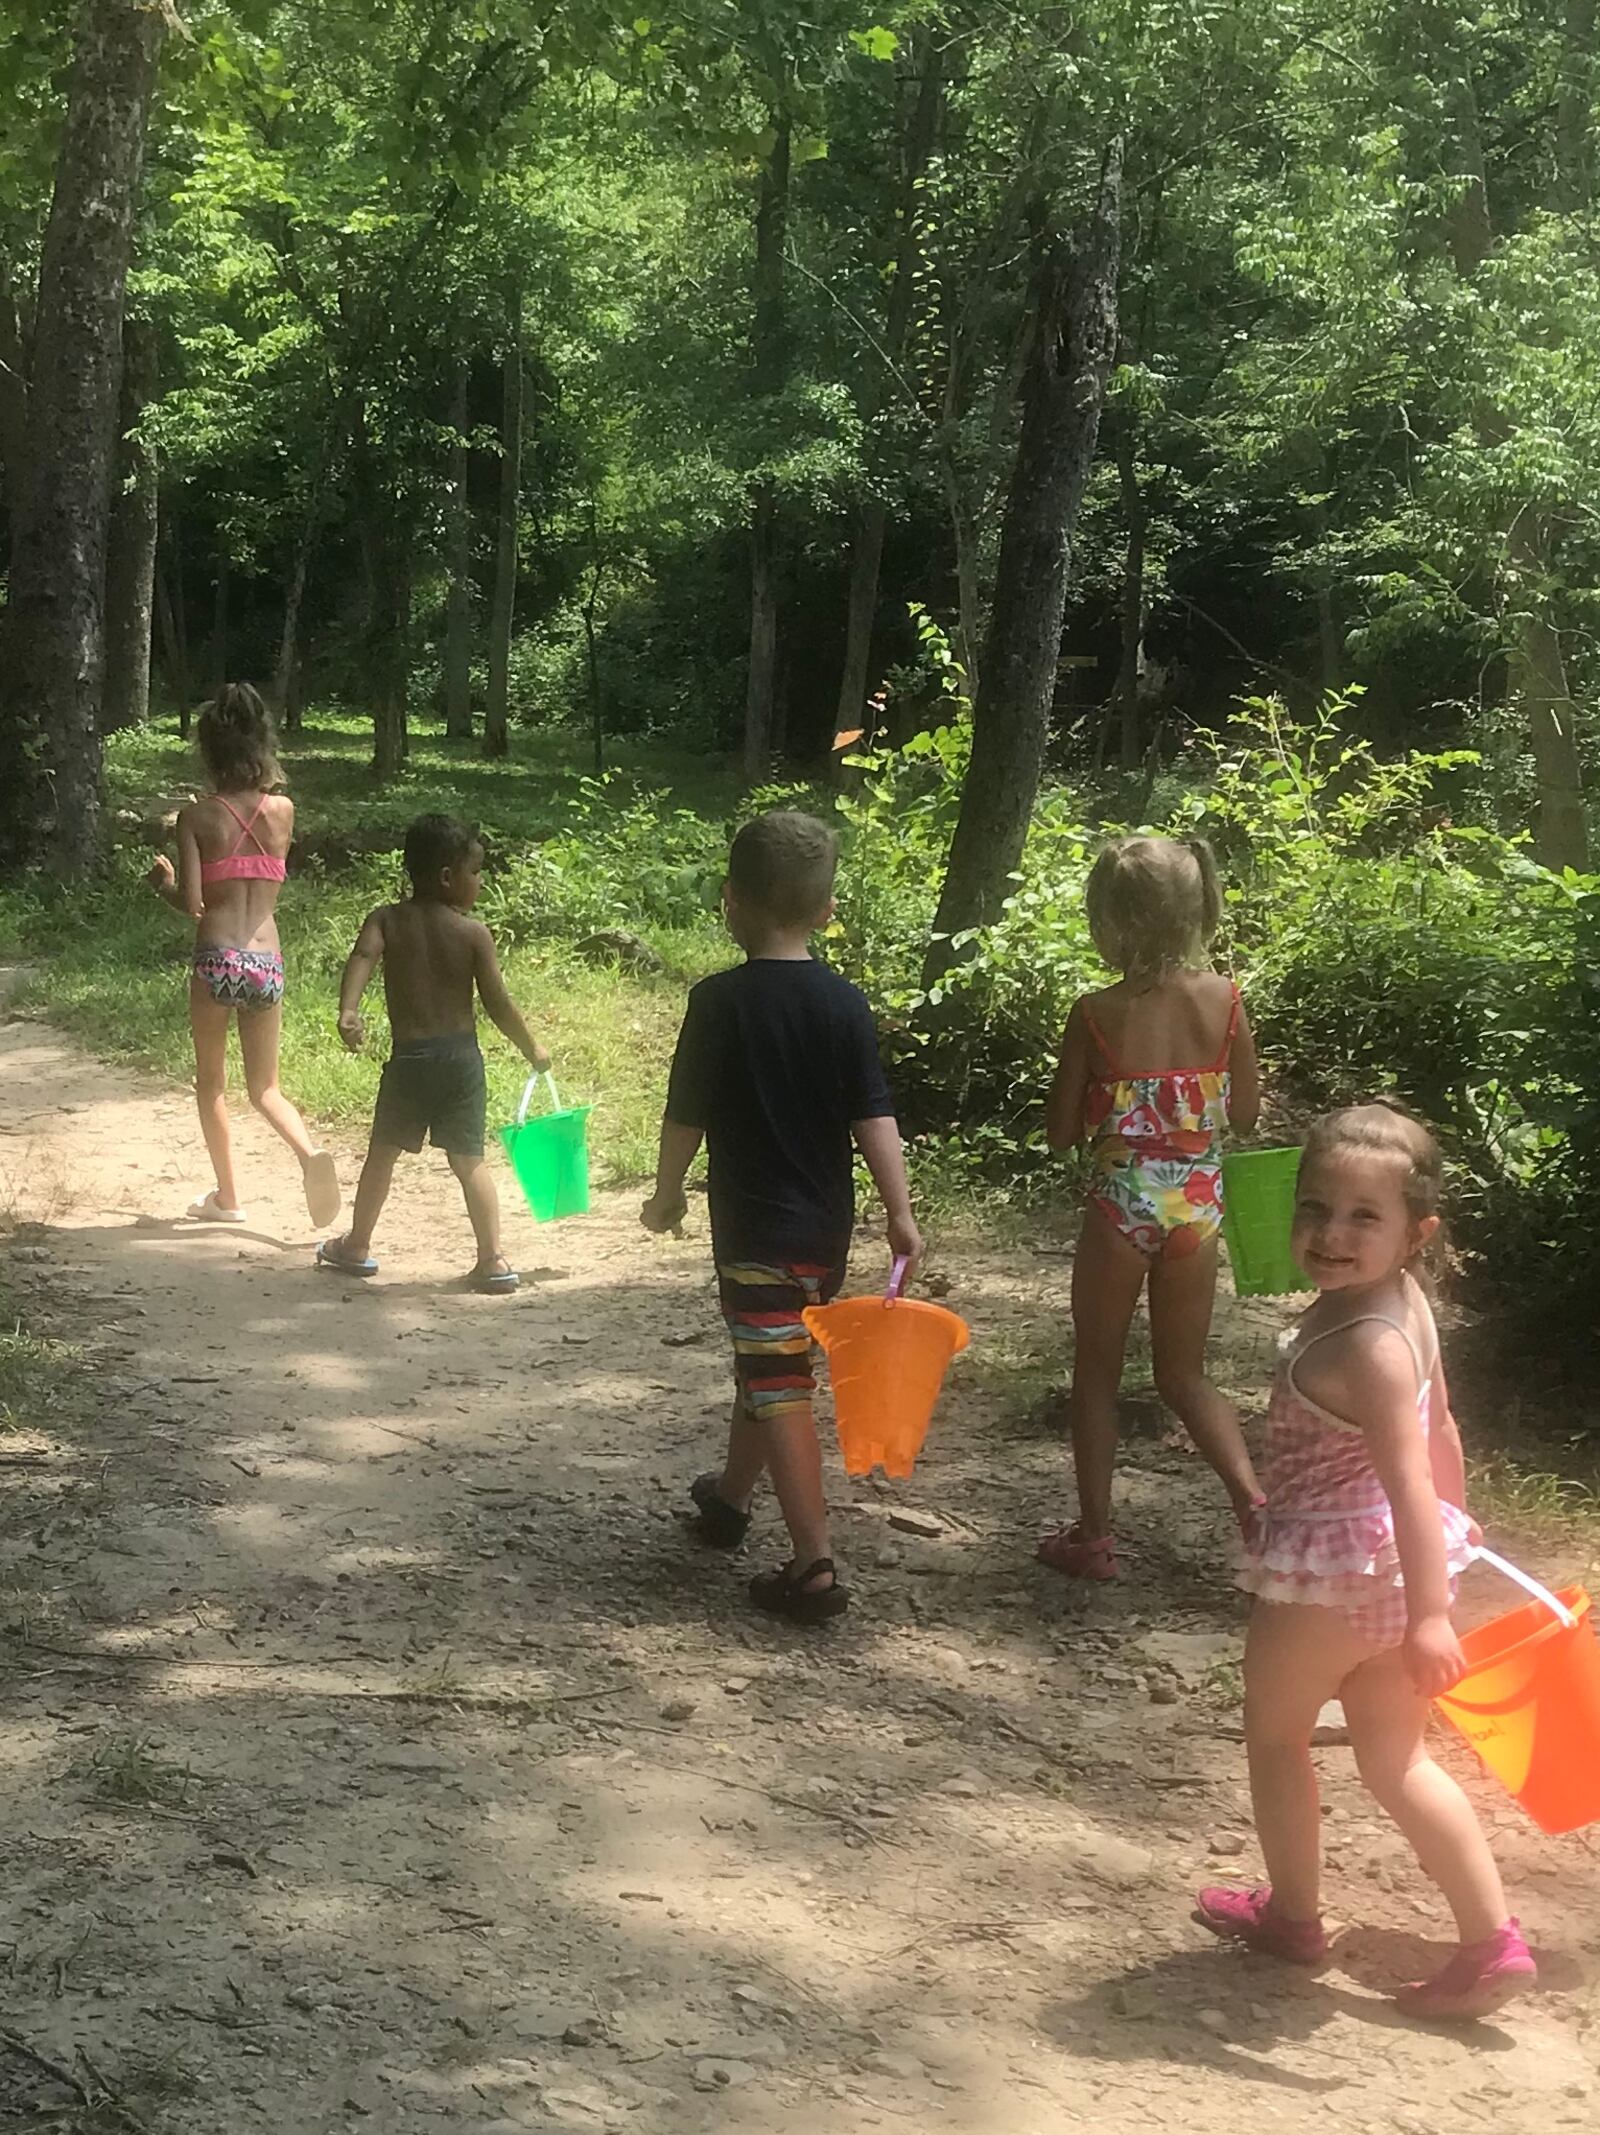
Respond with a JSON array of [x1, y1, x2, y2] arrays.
[[191, 946, 285, 1010]]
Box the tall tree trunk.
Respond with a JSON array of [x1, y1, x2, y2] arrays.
[[1556, 0, 1596, 211], [156, 499, 191, 733], [271, 452, 326, 732], [0, 252, 30, 544], [742, 117, 790, 785], [1112, 404, 1147, 771], [584, 497, 605, 777], [834, 41, 944, 749], [926, 143, 1123, 985], [101, 313, 158, 734], [1509, 512, 1588, 871], [484, 295, 522, 762], [348, 397, 409, 780], [444, 355, 475, 738], [0, 0, 172, 875], [210, 552, 230, 693]]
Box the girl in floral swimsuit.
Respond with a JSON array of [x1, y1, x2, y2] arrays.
[[147, 684, 340, 1231], [1041, 836, 1262, 1578]]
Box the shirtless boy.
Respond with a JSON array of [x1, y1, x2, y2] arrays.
[[316, 814, 550, 1292]]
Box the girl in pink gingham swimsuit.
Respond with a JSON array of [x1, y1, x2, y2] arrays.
[[1196, 1103, 1535, 2023]]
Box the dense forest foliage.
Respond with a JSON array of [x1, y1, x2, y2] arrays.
[[0, 2, 1596, 1347]]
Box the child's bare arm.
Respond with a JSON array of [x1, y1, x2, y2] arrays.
[[852, 1114, 923, 1270], [641, 1119, 701, 1234], [1427, 1356, 1471, 1519], [472, 923, 551, 1070], [337, 908, 387, 1052], [146, 809, 204, 922], [1335, 1328, 1466, 1695], [1045, 999, 1091, 1150], [1228, 998, 1261, 1135]]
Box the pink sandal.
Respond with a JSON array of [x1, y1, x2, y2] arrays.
[[1036, 1523, 1118, 1580], [1396, 1920, 1536, 2021], [1195, 1884, 1327, 1965]]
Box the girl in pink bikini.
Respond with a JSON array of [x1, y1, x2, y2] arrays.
[[1197, 1103, 1534, 2020], [147, 684, 340, 1230], [1042, 835, 1262, 1577]]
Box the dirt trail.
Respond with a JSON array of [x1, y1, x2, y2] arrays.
[[1, 982, 1597, 2134]]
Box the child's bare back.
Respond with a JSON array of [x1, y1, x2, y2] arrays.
[[1080, 968, 1239, 1071], [370, 899, 490, 1043]]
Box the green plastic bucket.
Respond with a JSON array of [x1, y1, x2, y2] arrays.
[[1221, 1145, 1314, 1297], [498, 1073, 591, 1224]]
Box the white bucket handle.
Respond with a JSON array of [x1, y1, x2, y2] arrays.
[[516, 1071, 562, 1124], [1473, 1545, 1577, 1630]]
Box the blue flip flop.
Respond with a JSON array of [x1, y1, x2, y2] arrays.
[[472, 1260, 520, 1295], [316, 1238, 378, 1278]]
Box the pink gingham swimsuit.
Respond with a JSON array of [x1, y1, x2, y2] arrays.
[[1236, 1287, 1475, 1648]]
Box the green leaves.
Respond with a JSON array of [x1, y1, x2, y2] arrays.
[[848, 25, 899, 62]]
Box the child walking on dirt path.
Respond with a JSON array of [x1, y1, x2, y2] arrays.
[[641, 810, 922, 1625], [317, 814, 550, 1295], [147, 683, 341, 1232], [1197, 1102, 1535, 2021], [1040, 835, 1262, 1578]]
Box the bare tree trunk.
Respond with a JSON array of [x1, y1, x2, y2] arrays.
[[834, 41, 944, 749], [272, 527, 312, 733], [156, 498, 192, 733], [926, 143, 1123, 985], [1509, 512, 1588, 871], [742, 118, 790, 785], [484, 295, 522, 762], [102, 313, 158, 733], [348, 397, 409, 780], [1112, 404, 1146, 771], [0, 0, 172, 874], [444, 354, 474, 739], [584, 498, 605, 776], [1557, 0, 1596, 210], [210, 551, 230, 693], [0, 252, 30, 543]]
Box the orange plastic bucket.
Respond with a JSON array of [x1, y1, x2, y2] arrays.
[[1434, 1561, 1600, 1835], [803, 1258, 969, 1479]]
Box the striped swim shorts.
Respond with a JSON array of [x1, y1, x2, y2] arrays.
[[718, 1260, 846, 1422]]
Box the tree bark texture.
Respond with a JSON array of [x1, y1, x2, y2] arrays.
[[834, 41, 944, 751], [926, 143, 1124, 982], [444, 355, 475, 738], [742, 118, 790, 786], [102, 313, 158, 733], [484, 297, 522, 762], [271, 514, 313, 732], [1112, 403, 1147, 771], [348, 399, 410, 780], [1508, 513, 1589, 871], [0, 252, 30, 540], [156, 500, 191, 731], [0, 0, 171, 874]]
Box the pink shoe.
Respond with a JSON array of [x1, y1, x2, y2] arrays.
[[1195, 1885, 1327, 1965], [1396, 1920, 1536, 2022], [1037, 1522, 1118, 1580]]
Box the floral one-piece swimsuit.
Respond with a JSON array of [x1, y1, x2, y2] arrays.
[[1082, 986, 1238, 1260]]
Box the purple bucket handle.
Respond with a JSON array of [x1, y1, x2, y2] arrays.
[[885, 1254, 910, 1303]]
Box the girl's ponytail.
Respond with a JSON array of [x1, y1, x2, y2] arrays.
[[1183, 836, 1223, 943]]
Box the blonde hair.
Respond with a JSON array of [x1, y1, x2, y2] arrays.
[[1085, 835, 1221, 984], [1301, 1099, 1445, 1273]]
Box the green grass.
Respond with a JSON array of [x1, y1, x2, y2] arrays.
[[0, 1320, 83, 1433]]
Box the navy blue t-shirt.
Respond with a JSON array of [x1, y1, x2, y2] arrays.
[[665, 958, 895, 1264]]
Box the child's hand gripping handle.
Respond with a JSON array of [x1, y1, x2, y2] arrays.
[[1473, 1545, 1577, 1630], [516, 1071, 562, 1123], [885, 1255, 911, 1302]]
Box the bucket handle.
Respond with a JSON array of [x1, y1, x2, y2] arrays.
[[516, 1071, 562, 1124], [885, 1254, 910, 1302], [1473, 1545, 1577, 1630]]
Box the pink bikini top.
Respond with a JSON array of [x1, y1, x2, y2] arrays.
[[199, 794, 287, 886]]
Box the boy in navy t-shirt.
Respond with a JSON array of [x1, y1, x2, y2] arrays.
[[642, 811, 922, 1623]]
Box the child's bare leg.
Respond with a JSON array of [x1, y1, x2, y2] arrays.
[[1342, 1646, 1510, 1944], [237, 1003, 319, 1165], [328, 1141, 402, 1261], [763, 1400, 832, 1578], [189, 984, 241, 1210], [718, 1397, 767, 1510], [1244, 1601, 1360, 1921], [448, 1152, 504, 1273], [1149, 1236, 1262, 1518], [1067, 1205, 1147, 1540]]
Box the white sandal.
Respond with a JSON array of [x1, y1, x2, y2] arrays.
[[188, 1192, 246, 1224]]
